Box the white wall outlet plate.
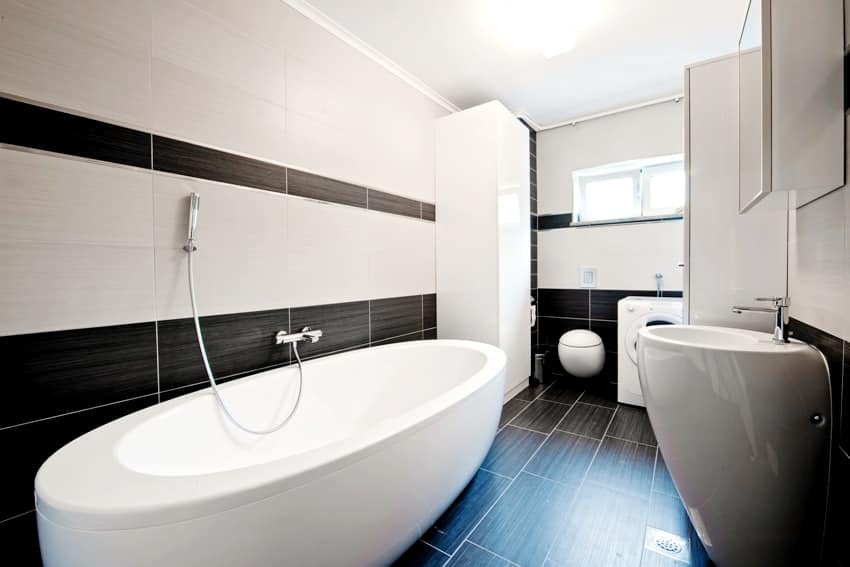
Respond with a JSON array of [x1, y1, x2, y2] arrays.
[[579, 267, 597, 288]]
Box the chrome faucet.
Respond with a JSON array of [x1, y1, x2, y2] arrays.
[[732, 297, 790, 344], [276, 327, 323, 345]]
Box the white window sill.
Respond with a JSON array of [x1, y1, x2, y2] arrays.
[[569, 214, 683, 228]]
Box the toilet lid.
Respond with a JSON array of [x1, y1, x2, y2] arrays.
[[559, 329, 602, 348]]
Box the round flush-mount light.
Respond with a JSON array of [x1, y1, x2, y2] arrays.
[[495, 0, 600, 59]]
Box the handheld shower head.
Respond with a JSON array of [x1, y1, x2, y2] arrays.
[[184, 192, 200, 251]]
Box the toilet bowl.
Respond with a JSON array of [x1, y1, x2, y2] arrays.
[[557, 330, 604, 378]]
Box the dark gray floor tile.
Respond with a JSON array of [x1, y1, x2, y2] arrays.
[[481, 426, 546, 478], [469, 472, 576, 567], [647, 492, 690, 538], [577, 390, 618, 409], [514, 382, 551, 402], [556, 402, 614, 439], [509, 399, 571, 434], [525, 431, 599, 484], [393, 541, 449, 567], [446, 543, 513, 567], [586, 437, 655, 497], [652, 451, 678, 497], [423, 470, 511, 554], [499, 398, 530, 428], [607, 405, 657, 446], [539, 380, 582, 405], [547, 483, 648, 567]]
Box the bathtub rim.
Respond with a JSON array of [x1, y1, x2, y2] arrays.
[[34, 339, 506, 532]]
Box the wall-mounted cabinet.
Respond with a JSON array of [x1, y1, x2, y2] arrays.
[[738, 0, 845, 212]]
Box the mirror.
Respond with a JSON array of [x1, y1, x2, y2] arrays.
[[738, 0, 769, 213]]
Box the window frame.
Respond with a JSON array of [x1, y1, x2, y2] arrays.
[[572, 154, 685, 225]]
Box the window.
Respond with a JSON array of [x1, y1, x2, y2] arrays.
[[573, 155, 685, 224]]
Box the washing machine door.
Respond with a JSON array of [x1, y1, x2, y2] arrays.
[[625, 314, 681, 365]]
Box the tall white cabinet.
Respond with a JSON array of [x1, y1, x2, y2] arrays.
[[435, 101, 531, 397], [684, 53, 788, 331]]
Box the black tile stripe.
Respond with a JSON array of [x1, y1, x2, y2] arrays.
[[370, 295, 423, 342], [0, 96, 436, 221], [288, 168, 366, 208], [368, 189, 421, 219], [152, 136, 285, 193], [0, 96, 150, 168], [538, 213, 573, 230]]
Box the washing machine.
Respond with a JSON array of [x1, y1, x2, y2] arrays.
[[617, 296, 683, 406]]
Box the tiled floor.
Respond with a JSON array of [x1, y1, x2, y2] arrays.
[[394, 379, 712, 567]]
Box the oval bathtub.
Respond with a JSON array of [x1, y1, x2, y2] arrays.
[[35, 339, 506, 567]]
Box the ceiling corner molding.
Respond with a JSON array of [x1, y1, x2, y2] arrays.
[[537, 94, 684, 131], [283, 0, 461, 114], [516, 113, 542, 132]]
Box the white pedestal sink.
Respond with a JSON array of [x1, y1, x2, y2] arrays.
[[638, 325, 831, 567]]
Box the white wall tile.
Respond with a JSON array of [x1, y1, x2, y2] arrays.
[[0, 149, 155, 335], [151, 0, 286, 161], [285, 197, 371, 308], [0, 0, 151, 128], [539, 221, 685, 291], [153, 173, 289, 320], [368, 211, 435, 298], [789, 187, 850, 340]]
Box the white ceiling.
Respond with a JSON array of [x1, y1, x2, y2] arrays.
[[303, 0, 748, 129]]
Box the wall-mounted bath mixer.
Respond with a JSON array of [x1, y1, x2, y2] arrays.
[[183, 192, 307, 434]]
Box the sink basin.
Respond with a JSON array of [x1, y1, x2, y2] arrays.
[[638, 325, 831, 567]]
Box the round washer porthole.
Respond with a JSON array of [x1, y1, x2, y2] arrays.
[[625, 313, 682, 364]]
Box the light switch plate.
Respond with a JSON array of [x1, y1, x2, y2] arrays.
[[579, 267, 597, 288]]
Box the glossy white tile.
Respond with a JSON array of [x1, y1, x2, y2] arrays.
[[368, 211, 436, 298], [153, 173, 289, 320], [0, 0, 151, 128]]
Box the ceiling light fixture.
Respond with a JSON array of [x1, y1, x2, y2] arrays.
[[496, 0, 599, 59]]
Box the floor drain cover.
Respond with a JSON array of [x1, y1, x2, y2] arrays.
[[645, 527, 691, 563]]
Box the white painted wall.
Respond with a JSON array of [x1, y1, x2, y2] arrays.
[[0, 0, 445, 335], [537, 101, 683, 214], [535, 101, 685, 291]]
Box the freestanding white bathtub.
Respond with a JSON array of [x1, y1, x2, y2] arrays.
[[35, 340, 506, 567]]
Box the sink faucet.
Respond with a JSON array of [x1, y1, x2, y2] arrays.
[[732, 297, 790, 344], [276, 327, 323, 345]]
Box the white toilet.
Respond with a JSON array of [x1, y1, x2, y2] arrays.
[[557, 330, 605, 378]]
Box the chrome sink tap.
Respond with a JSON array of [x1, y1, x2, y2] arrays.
[[276, 327, 323, 345], [732, 297, 790, 344]]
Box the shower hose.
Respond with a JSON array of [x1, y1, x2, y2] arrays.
[[187, 246, 303, 434]]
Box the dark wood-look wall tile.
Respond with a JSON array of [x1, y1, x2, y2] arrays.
[[531, 245, 538, 262], [531, 274, 538, 290], [509, 399, 571, 434], [0, 395, 156, 521], [530, 153, 537, 172], [0, 323, 158, 428], [530, 181, 538, 201], [589, 320, 617, 353], [547, 483, 648, 567], [152, 136, 285, 193], [368, 189, 421, 219], [372, 331, 422, 346], [0, 511, 42, 565], [421, 202, 436, 221], [290, 300, 369, 357], [530, 214, 538, 230], [587, 436, 656, 497], [824, 451, 850, 566], [531, 230, 538, 246], [469, 472, 576, 567], [287, 168, 367, 208], [538, 289, 589, 319], [538, 213, 573, 230], [157, 308, 290, 392], [392, 540, 449, 567], [0, 96, 151, 169], [423, 328, 437, 340], [590, 289, 652, 320], [530, 136, 537, 154], [556, 402, 614, 439], [607, 405, 657, 446], [423, 469, 510, 555], [530, 169, 537, 186], [446, 543, 513, 567], [423, 294, 437, 330], [370, 295, 423, 343], [482, 425, 546, 478], [525, 430, 599, 484], [500, 398, 530, 428], [538, 316, 589, 347]]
